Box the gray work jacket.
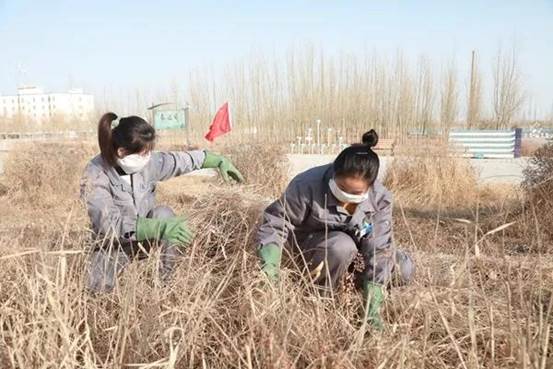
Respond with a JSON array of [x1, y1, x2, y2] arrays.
[[257, 164, 395, 283], [80, 150, 205, 242]]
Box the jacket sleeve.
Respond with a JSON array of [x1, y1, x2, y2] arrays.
[[359, 189, 395, 284], [80, 164, 137, 241], [257, 179, 309, 248], [152, 150, 206, 182]]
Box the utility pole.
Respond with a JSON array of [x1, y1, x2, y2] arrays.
[[468, 50, 476, 129]]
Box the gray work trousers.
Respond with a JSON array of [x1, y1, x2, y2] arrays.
[[86, 205, 180, 293], [297, 231, 415, 291]]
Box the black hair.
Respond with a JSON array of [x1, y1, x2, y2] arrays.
[[98, 112, 156, 167], [333, 129, 380, 184]]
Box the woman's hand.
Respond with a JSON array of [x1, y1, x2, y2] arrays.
[[257, 243, 281, 282], [202, 152, 245, 183], [136, 217, 194, 246]]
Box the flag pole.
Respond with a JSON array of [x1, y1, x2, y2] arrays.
[[228, 101, 232, 129]]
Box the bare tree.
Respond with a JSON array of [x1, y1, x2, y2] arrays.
[[467, 50, 482, 128], [440, 60, 458, 135], [492, 45, 525, 129], [416, 57, 434, 135]]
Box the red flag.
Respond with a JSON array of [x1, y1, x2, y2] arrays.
[[204, 102, 231, 142]]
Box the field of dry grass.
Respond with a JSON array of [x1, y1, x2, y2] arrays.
[[0, 141, 552, 368]]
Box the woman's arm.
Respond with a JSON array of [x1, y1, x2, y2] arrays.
[[151, 150, 206, 182], [257, 178, 310, 248], [256, 178, 310, 281], [358, 187, 395, 330], [359, 188, 395, 284]]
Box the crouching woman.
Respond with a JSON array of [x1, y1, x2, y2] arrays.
[[81, 112, 243, 292], [256, 130, 414, 329]]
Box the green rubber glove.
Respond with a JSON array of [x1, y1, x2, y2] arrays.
[[136, 217, 194, 246], [362, 280, 385, 330], [202, 151, 245, 183], [257, 243, 281, 282]]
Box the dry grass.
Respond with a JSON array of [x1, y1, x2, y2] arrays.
[[519, 140, 553, 246], [223, 143, 290, 198], [384, 145, 480, 210], [3, 142, 96, 209], [382, 143, 535, 257], [1, 142, 552, 368]]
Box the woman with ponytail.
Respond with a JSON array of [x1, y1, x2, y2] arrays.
[[81, 112, 243, 292], [256, 129, 414, 330]]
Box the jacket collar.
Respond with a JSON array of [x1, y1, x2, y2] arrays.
[[99, 155, 134, 193]]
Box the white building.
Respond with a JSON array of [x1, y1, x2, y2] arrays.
[[0, 86, 94, 124]]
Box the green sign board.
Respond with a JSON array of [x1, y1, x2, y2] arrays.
[[154, 110, 186, 130]]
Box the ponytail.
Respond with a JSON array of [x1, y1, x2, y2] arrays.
[[333, 129, 380, 184], [98, 112, 118, 167]]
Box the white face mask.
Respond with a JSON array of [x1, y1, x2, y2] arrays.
[[329, 178, 369, 204], [116, 152, 151, 174]]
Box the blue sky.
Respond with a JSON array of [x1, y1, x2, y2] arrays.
[[1, 0, 552, 115]]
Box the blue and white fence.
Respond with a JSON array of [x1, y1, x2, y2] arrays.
[[449, 129, 522, 159]]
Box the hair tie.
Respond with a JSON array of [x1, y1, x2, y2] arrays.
[[111, 117, 121, 129]]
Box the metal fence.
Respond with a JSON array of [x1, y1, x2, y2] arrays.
[[0, 130, 96, 175], [448, 129, 522, 159], [0, 130, 94, 141]]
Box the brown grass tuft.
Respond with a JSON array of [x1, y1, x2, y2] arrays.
[[384, 147, 479, 209], [522, 140, 553, 244], [188, 187, 267, 260], [4, 142, 96, 209], [223, 143, 289, 199]]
